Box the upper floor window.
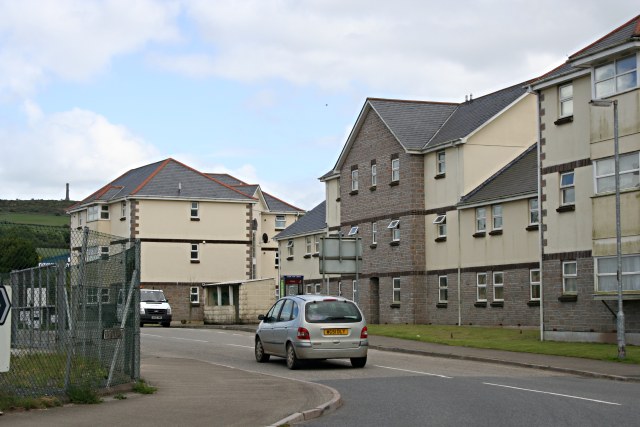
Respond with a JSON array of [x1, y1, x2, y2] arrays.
[[351, 169, 359, 192], [437, 151, 446, 175], [287, 239, 294, 257], [529, 198, 539, 225], [595, 254, 640, 293], [476, 207, 486, 232], [530, 269, 541, 301], [433, 214, 446, 237], [594, 151, 640, 194], [87, 205, 99, 222], [190, 201, 199, 219], [492, 205, 503, 230], [388, 220, 400, 242], [305, 236, 312, 254], [559, 83, 573, 117], [314, 235, 320, 254], [100, 205, 110, 220], [594, 54, 637, 98], [121, 201, 127, 218], [275, 215, 286, 229], [391, 158, 400, 182], [372, 222, 377, 244], [560, 172, 575, 206], [275, 251, 279, 267], [563, 261, 577, 294], [371, 163, 377, 187], [190, 243, 199, 261]]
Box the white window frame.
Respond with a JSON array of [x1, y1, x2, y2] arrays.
[[87, 288, 110, 305], [314, 235, 320, 254], [593, 54, 638, 99], [562, 261, 577, 294], [391, 158, 400, 182], [306, 284, 313, 294], [275, 250, 279, 267], [493, 272, 504, 302], [437, 150, 446, 175], [348, 226, 359, 236], [305, 236, 312, 254], [315, 283, 322, 295], [530, 269, 541, 301], [388, 220, 400, 242], [559, 83, 573, 117], [492, 205, 503, 230], [100, 205, 110, 220], [477, 272, 487, 302], [433, 214, 446, 237], [338, 281, 342, 297], [529, 198, 539, 225], [275, 215, 286, 230], [286, 239, 294, 257], [595, 254, 640, 293], [438, 275, 448, 303], [594, 151, 640, 194], [121, 201, 127, 218], [392, 277, 401, 304], [352, 280, 357, 301], [560, 172, 575, 206], [190, 286, 200, 304], [351, 169, 359, 191], [371, 164, 377, 187], [87, 205, 99, 222], [476, 207, 486, 232], [100, 246, 109, 259], [372, 222, 377, 244], [190, 243, 199, 261]]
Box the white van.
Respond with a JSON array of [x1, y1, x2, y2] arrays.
[[140, 289, 172, 327]]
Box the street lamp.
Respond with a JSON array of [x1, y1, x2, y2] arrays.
[[590, 99, 625, 360]]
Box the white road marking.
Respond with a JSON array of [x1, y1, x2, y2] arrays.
[[483, 382, 621, 406], [227, 344, 253, 349], [141, 333, 208, 343], [374, 365, 452, 379]]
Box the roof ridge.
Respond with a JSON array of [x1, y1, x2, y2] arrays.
[[131, 158, 171, 195], [168, 159, 257, 200], [570, 14, 640, 59], [262, 190, 304, 212], [424, 105, 459, 148], [367, 97, 458, 106], [208, 172, 248, 186]]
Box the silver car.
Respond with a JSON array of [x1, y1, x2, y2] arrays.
[[255, 295, 368, 369]]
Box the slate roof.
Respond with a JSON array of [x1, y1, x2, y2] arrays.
[[207, 173, 247, 186], [274, 201, 326, 240], [459, 144, 537, 206], [70, 159, 255, 211], [208, 177, 304, 213]]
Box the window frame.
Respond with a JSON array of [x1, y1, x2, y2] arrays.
[[438, 275, 448, 303], [560, 171, 575, 206], [371, 164, 377, 187], [100, 205, 110, 220], [476, 207, 487, 232], [388, 220, 400, 242], [530, 269, 541, 301], [433, 214, 446, 237], [562, 261, 578, 294], [437, 150, 446, 175], [190, 243, 199, 261], [594, 151, 640, 194], [391, 158, 400, 182], [351, 169, 359, 191], [190, 201, 199, 219], [595, 254, 640, 293], [305, 236, 312, 255], [371, 222, 377, 244], [593, 54, 638, 99], [286, 239, 294, 257], [529, 198, 539, 225], [392, 277, 401, 304], [314, 235, 320, 254], [121, 201, 127, 218], [559, 83, 573, 117], [477, 272, 487, 302], [275, 215, 286, 230], [87, 205, 99, 222], [348, 226, 359, 236], [492, 205, 503, 230], [338, 281, 342, 297], [493, 272, 504, 302], [352, 280, 357, 301], [190, 286, 200, 304]]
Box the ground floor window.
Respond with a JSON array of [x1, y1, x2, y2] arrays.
[[392, 277, 401, 303], [477, 273, 487, 301], [190, 286, 199, 304], [438, 276, 448, 303], [595, 254, 640, 292], [493, 272, 504, 301], [562, 261, 577, 294], [530, 269, 540, 300]]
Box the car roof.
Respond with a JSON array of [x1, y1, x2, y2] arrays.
[[285, 295, 353, 303]]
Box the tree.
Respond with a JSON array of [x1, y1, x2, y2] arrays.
[[0, 236, 39, 273]]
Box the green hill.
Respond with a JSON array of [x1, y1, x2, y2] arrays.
[[0, 199, 76, 227]]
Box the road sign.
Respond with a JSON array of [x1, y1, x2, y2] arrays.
[[0, 285, 11, 372]]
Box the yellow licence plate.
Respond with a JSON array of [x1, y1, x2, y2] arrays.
[[323, 328, 348, 336]]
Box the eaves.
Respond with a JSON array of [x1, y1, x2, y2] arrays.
[[457, 192, 537, 210]]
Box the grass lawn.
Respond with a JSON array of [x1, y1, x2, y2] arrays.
[[368, 324, 639, 364], [0, 212, 69, 227]]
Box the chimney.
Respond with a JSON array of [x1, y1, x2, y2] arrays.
[[65, 183, 70, 201]]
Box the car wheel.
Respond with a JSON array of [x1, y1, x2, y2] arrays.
[[255, 338, 270, 363], [286, 343, 301, 370], [350, 356, 367, 368], [140, 322, 144, 327], [162, 322, 170, 328]]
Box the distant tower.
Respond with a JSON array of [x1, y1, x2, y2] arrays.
[[65, 183, 70, 201]]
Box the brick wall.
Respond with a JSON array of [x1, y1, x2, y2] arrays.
[[142, 282, 204, 323]]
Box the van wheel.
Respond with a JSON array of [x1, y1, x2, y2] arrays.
[[351, 357, 367, 368], [140, 323, 144, 327], [286, 343, 301, 370], [255, 338, 270, 363], [162, 322, 171, 328]]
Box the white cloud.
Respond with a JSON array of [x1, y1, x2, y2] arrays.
[[0, 104, 159, 200]]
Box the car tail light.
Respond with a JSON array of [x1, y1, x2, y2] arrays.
[[297, 327, 310, 340], [360, 326, 368, 339]]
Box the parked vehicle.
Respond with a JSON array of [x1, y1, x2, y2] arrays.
[[140, 289, 172, 327], [255, 295, 368, 369]]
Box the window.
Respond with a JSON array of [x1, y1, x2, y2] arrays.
[[305, 236, 312, 254], [352, 280, 357, 301], [190, 201, 199, 218], [279, 299, 294, 321], [287, 239, 294, 257], [190, 244, 199, 261], [391, 158, 400, 182], [476, 207, 486, 232], [559, 83, 573, 117], [560, 172, 575, 205], [351, 169, 359, 191], [190, 286, 200, 304], [563, 261, 577, 294], [492, 205, 503, 230], [371, 164, 377, 187], [87, 288, 110, 305], [530, 269, 541, 301], [372, 222, 377, 244], [594, 152, 640, 194], [595, 254, 640, 293], [477, 273, 487, 301], [437, 151, 446, 175], [594, 55, 637, 98], [121, 201, 127, 218], [100, 246, 109, 259], [275, 251, 279, 267], [529, 198, 539, 225], [87, 205, 99, 222], [100, 205, 109, 220], [275, 215, 286, 229], [438, 276, 448, 303], [306, 284, 313, 294], [348, 226, 359, 236], [338, 281, 343, 297], [315, 283, 322, 295], [388, 220, 400, 242], [493, 272, 504, 301], [392, 277, 401, 303], [433, 214, 446, 237], [314, 235, 320, 254]]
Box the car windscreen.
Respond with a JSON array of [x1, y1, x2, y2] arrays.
[[141, 290, 167, 302], [304, 300, 362, 323]]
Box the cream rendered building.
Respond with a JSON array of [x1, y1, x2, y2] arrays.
[[68, 158, 303, 323]]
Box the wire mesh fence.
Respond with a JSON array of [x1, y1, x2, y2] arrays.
[[0, 223, 140, 398]]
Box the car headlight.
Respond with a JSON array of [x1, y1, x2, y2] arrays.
[[167, 307, 172, 315], [140, 307, 145, 315]]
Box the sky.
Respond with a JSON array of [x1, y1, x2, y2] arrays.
[[0, 1, 637, 210]]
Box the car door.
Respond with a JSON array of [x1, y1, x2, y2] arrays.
[[272, 299, 297, 356], [260, 299, 284, 354]]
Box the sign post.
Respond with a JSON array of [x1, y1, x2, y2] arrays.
[[0, 285, 12, 372]]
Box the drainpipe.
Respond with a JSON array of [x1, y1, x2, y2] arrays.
[[532, 86, 545, 341], [456, 145, 462, 327]]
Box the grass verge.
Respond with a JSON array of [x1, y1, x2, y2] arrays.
[[132, 379, 157, 394], [368, 324, 640, 364]]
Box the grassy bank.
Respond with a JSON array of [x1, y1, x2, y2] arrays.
[[368, 324, 639, 364]]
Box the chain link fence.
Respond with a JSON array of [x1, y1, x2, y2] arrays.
[[0, 223, 140, 398]]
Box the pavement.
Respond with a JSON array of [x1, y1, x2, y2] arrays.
[[2, 324, 639, 426]]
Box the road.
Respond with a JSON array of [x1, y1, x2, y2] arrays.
[[142, 327, 640, 427]]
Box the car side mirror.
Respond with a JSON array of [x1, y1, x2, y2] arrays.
[[258, 314, 265, 321]]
